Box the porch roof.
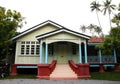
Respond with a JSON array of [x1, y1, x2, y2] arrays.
[[88, 37, 104, 46], [36, 27, 91, 40]]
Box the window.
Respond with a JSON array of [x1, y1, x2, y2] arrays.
[[26, 45, 30, 54], [31, 41, 35, 44], [36, 45, 39, 54], [48, 44, 54, 55], [20, 41, 39, 55], [72, 44, 77, 55], [31, 45, 35, 55], [21, 41, 25, 44], [26, 41, 30, 44], [21, 45, 25, 54]]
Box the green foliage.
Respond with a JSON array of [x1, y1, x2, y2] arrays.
[[112, 13, 120, 26], [110, 26, 120, 48], [111, 4, 120, 26], [97, 26, 120, 55], [89, 1, 120, 55], [0, 6, 25, 64]]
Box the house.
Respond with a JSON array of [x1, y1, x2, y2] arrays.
[[10, 20, 119, 79]]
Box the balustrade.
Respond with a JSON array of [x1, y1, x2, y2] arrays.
[[87, 56, 114, 64]]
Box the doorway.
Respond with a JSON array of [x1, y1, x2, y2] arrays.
[[58, 44, 68, 64]]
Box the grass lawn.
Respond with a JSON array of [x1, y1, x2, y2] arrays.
[[1, 72, 120, 81], [0, 74, 36, 80], [90, 72, 120, 81]]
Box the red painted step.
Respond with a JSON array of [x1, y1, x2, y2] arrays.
[[50, 64, 78, 80]]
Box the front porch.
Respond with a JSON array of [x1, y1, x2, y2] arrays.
[[87, 43, 118, 70], [39, 41, 88, 64], [10, 40, 119, 79], [39, 40, 117, 65]]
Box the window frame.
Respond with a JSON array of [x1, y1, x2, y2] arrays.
[[20, 41, 39, 56]]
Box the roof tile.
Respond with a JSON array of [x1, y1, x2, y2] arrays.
[[88, 37, 104, 43]]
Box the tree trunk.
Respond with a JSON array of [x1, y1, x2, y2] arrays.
[[109, 11, 112, 29], [96, 11, 102, 29]]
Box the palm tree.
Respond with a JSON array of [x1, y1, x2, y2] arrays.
[[102, 0, 116, 29], [90, 1, 102, 29], [80, 25, 86, 33], [80, 24, 103, 36], [88, 24, 103, 36]]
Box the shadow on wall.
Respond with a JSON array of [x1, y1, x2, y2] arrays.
[[17, 68, 37, 75]]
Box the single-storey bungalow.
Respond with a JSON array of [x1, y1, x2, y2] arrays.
[[10, 20, 119, 79]]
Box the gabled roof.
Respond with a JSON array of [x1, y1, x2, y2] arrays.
[[13, 20, 91, 40], [88, 37, 104, 43], [36, 27, 91, 40], [12, 20, 64, 40]]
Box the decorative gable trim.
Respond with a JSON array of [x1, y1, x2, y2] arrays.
[[12, 20, 63, 40], [36, 28, 91, 40]]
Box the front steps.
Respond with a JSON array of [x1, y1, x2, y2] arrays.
[[50, 64, 78, 80]]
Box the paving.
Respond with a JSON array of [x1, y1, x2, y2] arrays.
[[50, 64, 77, 80], [0, 79, 120, 84]]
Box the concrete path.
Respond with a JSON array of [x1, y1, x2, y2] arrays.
[[0, 79, 120, 84], [50, 64, 77, 80]]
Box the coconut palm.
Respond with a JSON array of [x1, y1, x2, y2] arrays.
[[88, 24, 102, 36], [90, 1, 102, 29], [102, 0, 116, 29], [80, 25, 86, 33], [80, 24, 103, 36]]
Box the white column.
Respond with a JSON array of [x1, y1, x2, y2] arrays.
[[114, 48, 117, 63], [84, 42, 88, 63], [45, 42, 48, 63], [99, 49, 102, 63], [40, 40, 42, 63], [79, 40, 82, 63]]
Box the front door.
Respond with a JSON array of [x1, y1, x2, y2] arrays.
[[58, 45, 68, 64]]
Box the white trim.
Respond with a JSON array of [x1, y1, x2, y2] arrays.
[[46, 39, 80, 44], [12, 20, 63, 40], [46, 39, 48, 44], [36, 29, 90, 40], [20, 41, 40, 56], [88, 43, 102, 46], [47, 39, 79, 40], [15, 41, 19, 63]]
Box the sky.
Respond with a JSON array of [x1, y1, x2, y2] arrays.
[[0, 0, 120, 35]]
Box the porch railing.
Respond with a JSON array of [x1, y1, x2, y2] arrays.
[[87, 56, 114, 64], [102, 56, 114, 63], [88, 56, 99, 63]]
